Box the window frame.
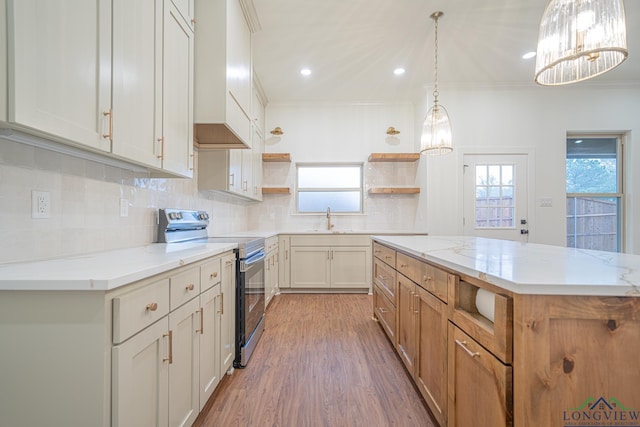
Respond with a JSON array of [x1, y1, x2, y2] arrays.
[[295, 162, 364, 214], [566, 133, 625, 252]]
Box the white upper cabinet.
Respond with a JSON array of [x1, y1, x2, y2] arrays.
[[5, 0, 112, 152], [2, 0, 194, 178], [111, 0, 163, 169], [193, 0, 253, 149], [161, 1, 195, 178]]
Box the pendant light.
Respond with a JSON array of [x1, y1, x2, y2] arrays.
[[420, 11, 452, 156], [534, 0, 628, 85]]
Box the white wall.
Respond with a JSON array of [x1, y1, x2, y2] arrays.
[[0, 140, 251, 263], [251, 102, 429, 232], [420, 84, 640, 253]]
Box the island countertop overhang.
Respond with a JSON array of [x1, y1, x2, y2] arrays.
[[372, 235, 640, 297]]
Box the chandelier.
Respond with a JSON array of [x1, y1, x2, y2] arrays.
[[535, 0, 628, 85], [420, 11, 452, 156]]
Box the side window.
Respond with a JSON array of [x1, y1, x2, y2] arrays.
[[296, 164, 363, 213], [566, 135, 623, 252]]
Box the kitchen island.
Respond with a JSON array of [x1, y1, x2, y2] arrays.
[[372, 235, 640, 427]]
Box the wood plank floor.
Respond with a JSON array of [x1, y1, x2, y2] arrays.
[[193, 293, 437, 427]]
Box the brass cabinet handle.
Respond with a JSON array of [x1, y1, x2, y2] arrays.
[[414, 293, 420, 315], [455, 339, 480, 358], [146, 302, 158, 312], [423, 275, 432, 282], [379, 307, 387, 313], [400, 263, 408, 268], [220, 292, 224, 315], [229, 173, 235, 187], [102, 109, 113, 139], [211, 272, 218, 278], [185, 284, 195, 291], [385, 255, 393, 259], [156, 137, 164, 159], [163, 330, 173, 364], [196, 308, 204, 334]]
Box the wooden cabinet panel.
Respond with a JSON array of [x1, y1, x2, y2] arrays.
[[448, 324, 513, 427], [373, 242, 396, 267], [514, 294, 640, 427], [373, 284, 397, 344], [397, 274, 417, 373], [415, 286, 448, 427], [374, 257, 397, 302]]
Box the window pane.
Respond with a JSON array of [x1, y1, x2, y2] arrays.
[[298, 191, 361, 213], [298, 166, 361, 188], [566, 197, 620, 252], [475, 163, 516, 229], [566, 137, 618, 193]]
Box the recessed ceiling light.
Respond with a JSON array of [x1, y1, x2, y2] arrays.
[[522, 51, 537, 59], [300, 68, 312, 76], [393, 68, 405, 75]]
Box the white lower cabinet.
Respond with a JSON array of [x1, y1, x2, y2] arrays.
[[220, 252, 237, 372], [112, 317, 170, 427], [198, 284, 221, 410], [169, 297, 201, 427], [265, 236, 279, 308], [288, 235, 372, 291]]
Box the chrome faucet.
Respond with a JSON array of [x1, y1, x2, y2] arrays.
[[326, 207, 334, 230]]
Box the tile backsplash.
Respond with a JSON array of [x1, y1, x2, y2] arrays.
[[0, 140, 250, 263]]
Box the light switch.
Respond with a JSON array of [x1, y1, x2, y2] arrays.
[[540, 198, 553, 208]]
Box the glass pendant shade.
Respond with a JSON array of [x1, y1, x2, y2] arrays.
[[535, 0, 628, 85], [420, 104, 453, 156]]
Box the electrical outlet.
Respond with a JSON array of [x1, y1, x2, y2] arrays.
[[120, 199, 129, 217], [540, 197, 553, 208], [32, 191, 51, 219]]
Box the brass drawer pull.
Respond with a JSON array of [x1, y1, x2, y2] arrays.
[[185, 284, 195, 291], [455, 339, 480, 358], [146, 302, 158, 312], [423, 275, 432, 282], [400, 263, 408, 268], [379, 307, 388, 313], [196, 308, 204, 334], [163, 330, 173, 364], [385, 255, 393, 260], [211, 272, 218, 278]]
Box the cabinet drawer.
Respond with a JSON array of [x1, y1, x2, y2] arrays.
[[449, 278, 513, 363], [170, 266, 200, 310], [420, 263, 449, 303], [113, 278, 170, 344], [373, 284, 396, 343], [200, 257, 222, 292], [373, 257, 397, 303], [448, 324, 513, 427], [291, 234, 370, 246], [265, 236, 278, 252], [396, 252, 421, 284], [373, 242, 396, 266]]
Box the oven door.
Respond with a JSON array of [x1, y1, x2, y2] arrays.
[[241, 249, 265, 344]]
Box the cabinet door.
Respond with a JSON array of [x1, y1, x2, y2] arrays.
[[171, 0, 194, 30], [252, 127, 264, 201], [111, 0, 163, 168], [8, 0, 111, 152], [397, 274, 417, 373], [229, 149, 243, 194], [198, 285, 221, 410], [416, 286, 448, 427], [220, 253, 236, 373], [278, 236, 290, 288], [290, 247, 331, 288], [241, 147, 253, 196], [330, 246, 371, 289], [112, 318, 170, 427], [162, 1, 194, 177], [169, 298, 200, 427], [226, 0, 251, 115], [448, 324, 512, 427]]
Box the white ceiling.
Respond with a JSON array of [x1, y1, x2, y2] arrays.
[[251, 0, 640, 104]]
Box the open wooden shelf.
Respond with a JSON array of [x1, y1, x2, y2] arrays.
[[368, 153, 420, 162], [262, 187, 291, 195], [368, 188, 420, 195], [262, 153, 291, 162]]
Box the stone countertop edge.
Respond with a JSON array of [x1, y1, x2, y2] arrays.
[[372, 235, 640, 297], [0, 242, 237, 292]]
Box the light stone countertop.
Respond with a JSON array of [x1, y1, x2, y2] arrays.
[[373, 235, 640, 297], [0, 242, 237, 291]]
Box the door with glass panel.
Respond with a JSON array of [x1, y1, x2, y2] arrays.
[[463, 154, 529, 241]]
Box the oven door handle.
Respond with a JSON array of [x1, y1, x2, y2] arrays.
[[245, 251, 266, 265]]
